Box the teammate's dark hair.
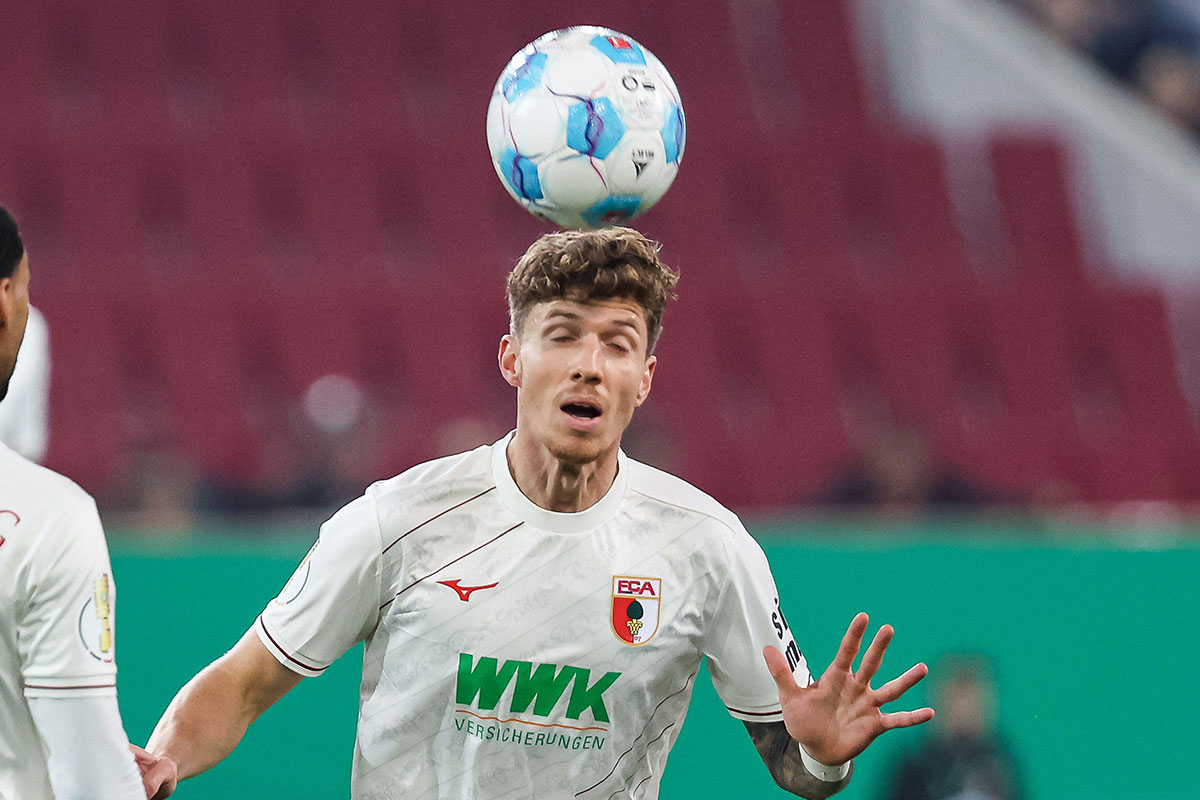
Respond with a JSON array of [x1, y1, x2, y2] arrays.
[[0, 206, 24, 281], [507, 226, 679, 356]]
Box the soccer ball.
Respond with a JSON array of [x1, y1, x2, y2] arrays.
[[486, 26, 686, 229]]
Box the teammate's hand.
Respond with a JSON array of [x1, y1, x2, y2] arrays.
[[763, 612, 934, 766], [129, 743, 178, 800]]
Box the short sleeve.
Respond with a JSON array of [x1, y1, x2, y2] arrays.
[[257, 491, 383, 677], [20, 495, 120, 698], [703, 528, 812, 723]]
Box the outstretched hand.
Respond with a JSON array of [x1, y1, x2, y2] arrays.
[[129, 744, 178, 800], [763, 612, 934, 766]]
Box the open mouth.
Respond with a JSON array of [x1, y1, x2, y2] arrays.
[[562, 402, 602, 420]]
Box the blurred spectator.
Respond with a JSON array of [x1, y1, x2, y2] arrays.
[[1135, 42, 1200, 133], [0, 305, 49, 461], [1014, 0, 1200, 137], [881, 655, 1024, 800], [817, 419, 1003, 514], [113, 447, 200, 533]]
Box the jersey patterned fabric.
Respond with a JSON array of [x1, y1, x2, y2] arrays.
[[0, 442, 120, 799], [258, 432, 811, 800]]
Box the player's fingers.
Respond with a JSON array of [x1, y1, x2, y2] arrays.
[[880, 706, 936, 730], [762, 645, 799, 693], [831, 612, 869, 672], [874, 662, 929, 704], [141, 756, 178, 800], [855, 624, 893, 684]]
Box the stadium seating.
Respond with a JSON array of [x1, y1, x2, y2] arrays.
[[1, 0, 1195, 510]]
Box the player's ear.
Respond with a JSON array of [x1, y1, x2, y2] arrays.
[[498, 334, 522, 388], [0, 275, 14, 330], [634, 354, 656, 407]]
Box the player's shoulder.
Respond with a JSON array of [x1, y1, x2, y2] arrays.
[[624, 456, 748, 539], [365, 441, 496, 516], [0, 442, 94, 514]]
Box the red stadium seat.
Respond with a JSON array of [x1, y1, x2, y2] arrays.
[[649, 275, 848, 508], [777, 0, 869, 118], [37, 294, 126, 494], [990, 133, 1089, 288], [358, 283, 513, 475], [145, 288, 259, 481], [0, 127, 80, 291], [9, 0, 1193, 513], [878, 132, 974, 290], [2, 0, 54, 128]]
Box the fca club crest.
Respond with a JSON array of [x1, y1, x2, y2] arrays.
[[611, 576, 661, 645]]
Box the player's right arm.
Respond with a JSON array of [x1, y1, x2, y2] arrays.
[[141, 629, 303, 797], [141, 491, 383, 798]]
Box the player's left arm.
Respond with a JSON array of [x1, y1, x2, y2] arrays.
[[743, 719, 852, 799], [755, 613, 933, 797], [18, 494, 144, 799]]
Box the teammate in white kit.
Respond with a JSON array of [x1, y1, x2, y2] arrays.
[[139, 228, 933, 799], [0, 206, 146, 800]]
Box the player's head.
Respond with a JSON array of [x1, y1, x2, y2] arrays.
[[505, 227, 678, 356], [0, 206, 31, 402], [499, 227, 678, 466]]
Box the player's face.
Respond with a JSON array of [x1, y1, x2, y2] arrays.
[[0, 253, 31, 402], [501, 296, 656, 465]]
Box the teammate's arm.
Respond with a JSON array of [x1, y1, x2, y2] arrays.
[[27, 695, 145, 800], [743, 720, 852, 800], [18, 493, 144, 799], [141, 628, 303, 797]]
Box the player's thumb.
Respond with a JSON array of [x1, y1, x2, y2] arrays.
[[143, 756, 178, 800]]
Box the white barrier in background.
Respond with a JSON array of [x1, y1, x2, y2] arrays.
[[859, 0, 1200, 287]]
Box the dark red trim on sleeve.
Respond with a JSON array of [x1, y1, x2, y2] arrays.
[[24, 682, 116, 690], [257, 617, 327, 673]]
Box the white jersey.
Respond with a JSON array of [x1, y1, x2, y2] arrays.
[[259, 432, 811, 800], [0, 442, 121, 798], [0, 306, 50, 462]]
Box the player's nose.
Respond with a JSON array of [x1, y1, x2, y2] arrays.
[[569, 336, 604, 383]]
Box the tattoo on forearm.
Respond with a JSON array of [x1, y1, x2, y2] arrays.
[[743, 722, 852, 800]]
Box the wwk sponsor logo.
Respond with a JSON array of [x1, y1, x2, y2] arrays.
[[455, 653, 620, 723]]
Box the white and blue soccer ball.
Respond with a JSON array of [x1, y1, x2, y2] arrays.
[[486, 26, 686, 229]]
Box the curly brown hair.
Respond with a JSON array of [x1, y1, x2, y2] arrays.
[[506, 227, 679, 355]]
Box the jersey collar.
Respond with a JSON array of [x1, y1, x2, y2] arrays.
[[490, 430, 627, 533]]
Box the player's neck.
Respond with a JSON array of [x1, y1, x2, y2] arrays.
[[505, 434, 618, 513]]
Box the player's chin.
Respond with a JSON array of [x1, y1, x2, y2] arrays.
[[549, 430, 610, 465]]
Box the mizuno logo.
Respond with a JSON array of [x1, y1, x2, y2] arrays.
[[0, 510, 20, 552], [438, 579, 500, 602]]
